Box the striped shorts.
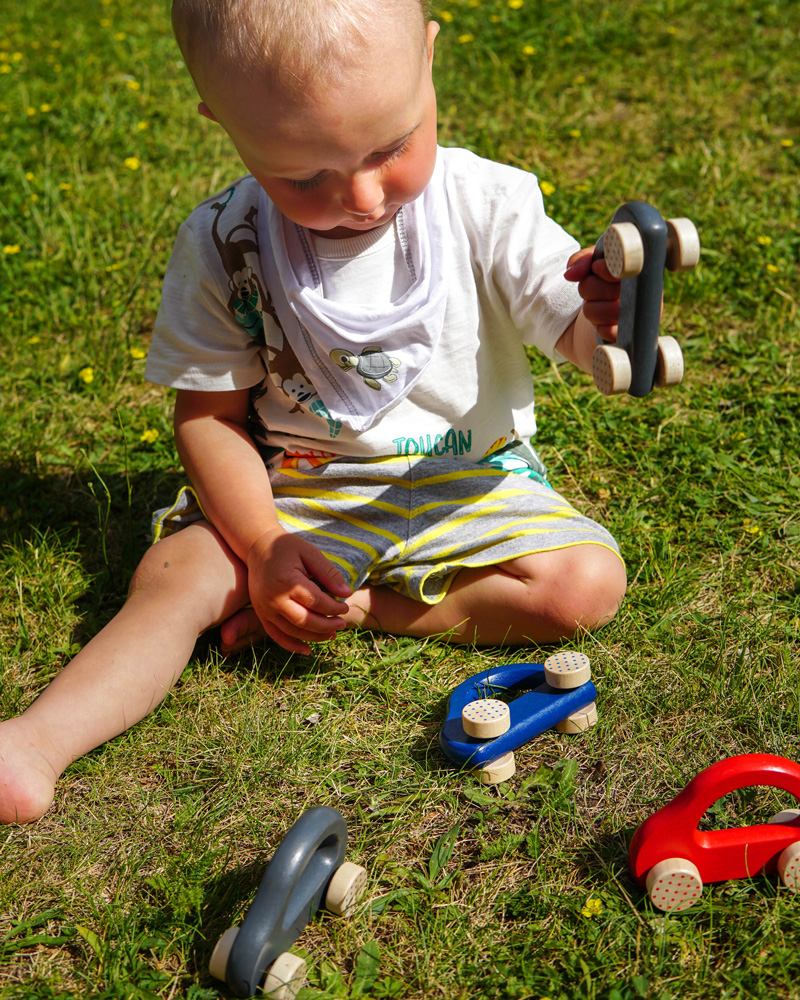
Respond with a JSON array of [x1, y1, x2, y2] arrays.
[[152, 454, 621, 605]]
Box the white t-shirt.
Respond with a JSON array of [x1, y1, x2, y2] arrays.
[[146, 146, 582, 467]]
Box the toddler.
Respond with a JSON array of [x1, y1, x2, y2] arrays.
[[0, 0, 627, 824]]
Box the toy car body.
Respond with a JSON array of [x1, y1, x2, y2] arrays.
[[629, 754, 800, 911], [439, 660, 597, 771]]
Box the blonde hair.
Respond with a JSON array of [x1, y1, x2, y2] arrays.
[[173, 0, 430, 98]]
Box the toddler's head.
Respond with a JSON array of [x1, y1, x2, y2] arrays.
[[172, 0, 439, 238]]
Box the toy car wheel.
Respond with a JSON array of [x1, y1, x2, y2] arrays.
[[777, 842, 800, 891], [645, 857, 704, 912], [767, 808, 800, 825], [555, 701, 598, 734], [462, 698, 511, 739], [665, 218, 700, 272], [324, 861, 368, 916], [654, 336, 684, 388], [262, 951, 308, 1000], [603, 222, 645, 278], [475, 751, 516, 785], [592, 345, 632, 396], [209, 926, 239, 982], [543, 651, 592, 689]]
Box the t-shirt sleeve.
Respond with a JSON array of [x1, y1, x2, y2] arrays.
[[444, 149, 582, 361], [145, 212, 267, 391], [493, 172, 582, 360]]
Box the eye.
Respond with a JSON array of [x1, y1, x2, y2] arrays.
[[289, 172, 327, 191], [374, 137, 412, 166]]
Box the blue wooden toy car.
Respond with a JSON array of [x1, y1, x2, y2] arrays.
[[439, 652, 598, 784]]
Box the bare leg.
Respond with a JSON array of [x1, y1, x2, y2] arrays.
[[220, 544, 626, 650], [0, 523, 249, 824]]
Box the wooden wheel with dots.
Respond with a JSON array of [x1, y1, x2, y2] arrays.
[[603, 222, 645, 278], [543, 651, 591, 689], [592, 344, 632, 396], [462, 698, 511, 739], [324, 861, 368, 917], [645, 857, 704, 912]]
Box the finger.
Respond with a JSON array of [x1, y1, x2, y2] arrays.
[[564, 246, 595, 282], [577, 273, 622, 302], [589, 256, 618, 283], [582, 299, 620, 329], [301, 548, 353, 600], [256, 594, 346, 638]]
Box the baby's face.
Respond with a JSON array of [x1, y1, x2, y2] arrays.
[[201, 22, 439, 239]]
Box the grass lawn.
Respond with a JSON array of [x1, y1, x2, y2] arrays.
[[1, 0, 799, 997]]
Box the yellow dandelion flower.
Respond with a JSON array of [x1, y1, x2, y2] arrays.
[[0, 53, 8, 62], [564, 35, 574, 44], [509, 0, 524, 7], [522, 45, 536, 55], [114, 32, 127, 41], [757, 235, 772, 245], [11, 52, 23, 62], [25, 172, 34, 181], [540, 180, 556, 196], [140, 428, 159, 444], [0, 66, 11, 75], [581, 897, 603, 917], [569, 128, 581, 137], [458, 33, 474, 43], [124, 156, 141, 170], [59, 182, 72, 191], [130, 347, 146, 359], [490, 14, 500, 21], [766, 264, 778, 273], [100, 18, 111, 26], [440, 10, 454, 21], [126, 80, 141, 91], [79, 367, 95, 384], [576, 75, 585, 84], [39, 103, 52, 113], [3, 245, 21, 255], [780, 139, 794, 148], [27, 335, 41, 345], [575, 183, 589, 191], [25, 107, 36, 116], [105, 263, 121, 271], [136, 120, 149, 131], [667, 25, 678, 34], [51, 40, 61, 49]]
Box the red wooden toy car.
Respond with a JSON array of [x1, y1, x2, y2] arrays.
[[629, 754, 800, 911]]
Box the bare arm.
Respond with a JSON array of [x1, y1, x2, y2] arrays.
[[173, 389, 352, 653]]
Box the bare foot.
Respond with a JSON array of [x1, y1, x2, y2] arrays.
[[219, 607, 267, 654], [0, 719, 59, 824]]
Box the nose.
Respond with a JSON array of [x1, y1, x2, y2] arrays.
[[339, 170, 384, 217]]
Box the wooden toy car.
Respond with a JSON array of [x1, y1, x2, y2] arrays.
[[591, 201, 700, 397], [439, 652, 598, 785], [209, 806, 367, 998], [629, 754, 800, 912]]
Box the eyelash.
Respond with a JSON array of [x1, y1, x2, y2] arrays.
[[289, 137, 412, 192]]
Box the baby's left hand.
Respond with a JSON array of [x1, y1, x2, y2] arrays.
[[564, 247, 621, 341]]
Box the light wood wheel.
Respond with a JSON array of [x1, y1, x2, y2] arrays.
[[209, 926, 239, 982], [645, 857, 703, 912], [665, 217, 700, 271], [555, 701, 598, 734], [262, 952, 308, 1000], [778, 842, 800, 891], [475, 751, 516, 785], [543, 651, 591, 690], [324, 861, 368, 916], [462, 698, 511, 739], [654, 335, 684, 388], [592, 344, 632, 396], [603, 222, 644, 278], [768, 809, 800, 825]]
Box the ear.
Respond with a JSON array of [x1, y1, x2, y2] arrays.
[[198, 101, 218, 122], [426, 20, 439, 68]]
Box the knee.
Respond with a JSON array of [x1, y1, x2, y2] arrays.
[[546, 545, 626, 636]]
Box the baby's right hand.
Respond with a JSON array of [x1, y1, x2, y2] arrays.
[[245, 527, 353, 654]]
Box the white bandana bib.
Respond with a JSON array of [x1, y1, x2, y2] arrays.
[[257, 153, 449, 432]]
